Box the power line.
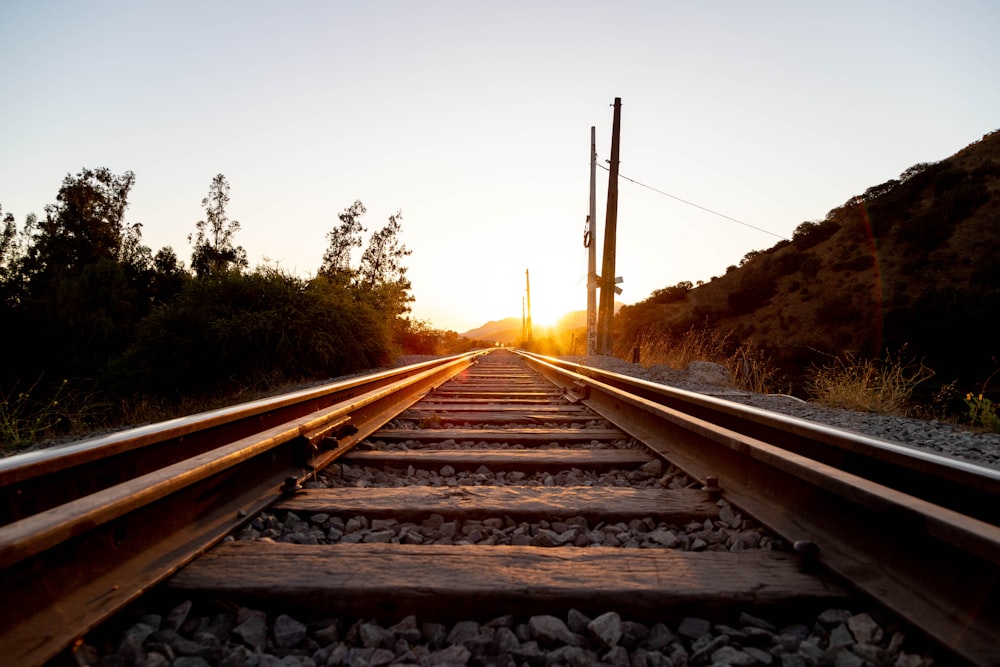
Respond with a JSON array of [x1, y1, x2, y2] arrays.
[[597, 162, 789, 241]]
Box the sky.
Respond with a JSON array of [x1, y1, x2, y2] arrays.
[[2, 1, 998, 333]]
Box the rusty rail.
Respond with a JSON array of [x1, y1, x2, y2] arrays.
[[0, 351, 486, 667], [518, 351, 1000, 667]]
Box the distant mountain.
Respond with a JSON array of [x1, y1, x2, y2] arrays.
[[616, 129, 1000, 390], [460, 317, 522, 344], [460, 303, 624, 346]]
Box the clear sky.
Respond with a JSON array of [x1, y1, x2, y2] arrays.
[[2, 1, 998, 333]]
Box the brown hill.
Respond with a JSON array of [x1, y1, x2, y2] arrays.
[[461, 317, 523, 345], [461, 303, 624, 350], [616, 129, 1000, 391]]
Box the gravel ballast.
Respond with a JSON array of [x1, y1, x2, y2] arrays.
[[73, 353, 952, 665], [558, 354, 1000, 469], [85, 601, 937, 667]]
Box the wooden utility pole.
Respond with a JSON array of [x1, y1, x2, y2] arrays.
[[597, 97, 621, 355], [524, 268, 533, 345], [586, 126, 598, 356]]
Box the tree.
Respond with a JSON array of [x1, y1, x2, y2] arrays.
[[149, 246, 188, 304], [357, 211, 413, 316], [189, 174, 247, 277], [0, 206, 28, 311], [649, 281, 693, 304], [319, 200, 366, 279], [22, 168, 138, 280], [0, 207, 18, 285], [1, 168, 160, 385]]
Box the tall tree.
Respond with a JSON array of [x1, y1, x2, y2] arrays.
[[357, 211, 412, 316], [189, 174, 247, 277], [0, 206, 17, 283], [0, 206, 26, 309], [22, 168, 138, 280], [4, 168, 155, 384], [319, 200, 366, 279]]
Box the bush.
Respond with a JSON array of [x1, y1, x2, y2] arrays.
[[635, 326, 782, 394], [792, 220, 839, 249], [965, 392, 1000, 432], [806, 348, 933, 415], [0, 378, 107, 452], [649, 281, 693, 305], [727, 271, 777, 314], [112, 268, 393, 396]]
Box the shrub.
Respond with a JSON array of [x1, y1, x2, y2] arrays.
[[965, 393, 1000, 432], [727, 271, 777, 314], [0, 378, 106, 452], [806, 348, 933, 415], [0, 379, 68, 451], [112, 268, 393, 397], [649, 281, 693, 305], [635, 326, 782, 394], [792, 220, 839, 249]]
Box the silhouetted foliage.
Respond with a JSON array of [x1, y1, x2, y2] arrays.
[[357, 211, 413, 317], [771, 249, 807, 275], [149, 246, 188, 305], [23, 168, 139, 278], [648, 281, 692, 304], [188, 174, 247, 278], [791, 219, 838, 249], [2, 169, 427, 445], [1, 168, 158, 387], [832, 253, 876, 272], [727, 271, 777, 314], [113, 268, 392, 396], [319, 200, 366, 281]]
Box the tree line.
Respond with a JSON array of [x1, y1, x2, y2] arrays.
[[0, 168, 469, 446]]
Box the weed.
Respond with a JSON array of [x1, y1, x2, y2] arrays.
[[806, 347, 933, 415], [635, 326, 782, 394], [0, 378, 69, 451], [923, 379, 958, 420], [964, 393, 1000, 432], [418, 414, 443, 429]]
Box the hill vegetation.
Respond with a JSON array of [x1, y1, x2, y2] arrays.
[[0, 172, 479, 450], [614, 129, 1000, 410]]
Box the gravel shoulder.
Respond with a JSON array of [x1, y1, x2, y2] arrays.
[[557, 354, 1000, 469]]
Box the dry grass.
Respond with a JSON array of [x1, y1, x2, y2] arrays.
[[634, 326, 782, 394], [2, 376, 319, 456], [806, 348, 933, 415]]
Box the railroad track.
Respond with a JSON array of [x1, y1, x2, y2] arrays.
[[1, 349, 998, 666]]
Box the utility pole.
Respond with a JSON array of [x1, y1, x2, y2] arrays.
[[597, 97, 622, 355], [524, 268, 533, 345], [521, 296, 525, 342], [586, 126, 598, 356]]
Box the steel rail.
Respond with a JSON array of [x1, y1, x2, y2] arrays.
[[0, 351, 485, 667], [519, 351, 1000, 526], [517, 352, 999, 667], [0, 354, 473, 526]]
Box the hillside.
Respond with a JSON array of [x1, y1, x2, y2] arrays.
[[616, 129, 1000, 391], [461, 303, 624, 349], [461, 318, 523, 345]]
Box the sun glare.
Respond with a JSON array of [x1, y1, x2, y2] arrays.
[[527, 292, 586, 331], [519, 262, 590, 333]]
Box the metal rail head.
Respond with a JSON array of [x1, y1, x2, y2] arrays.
[[0, 352, 485, 526]]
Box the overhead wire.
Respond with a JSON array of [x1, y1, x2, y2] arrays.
[[596, 162, 790, 241]]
